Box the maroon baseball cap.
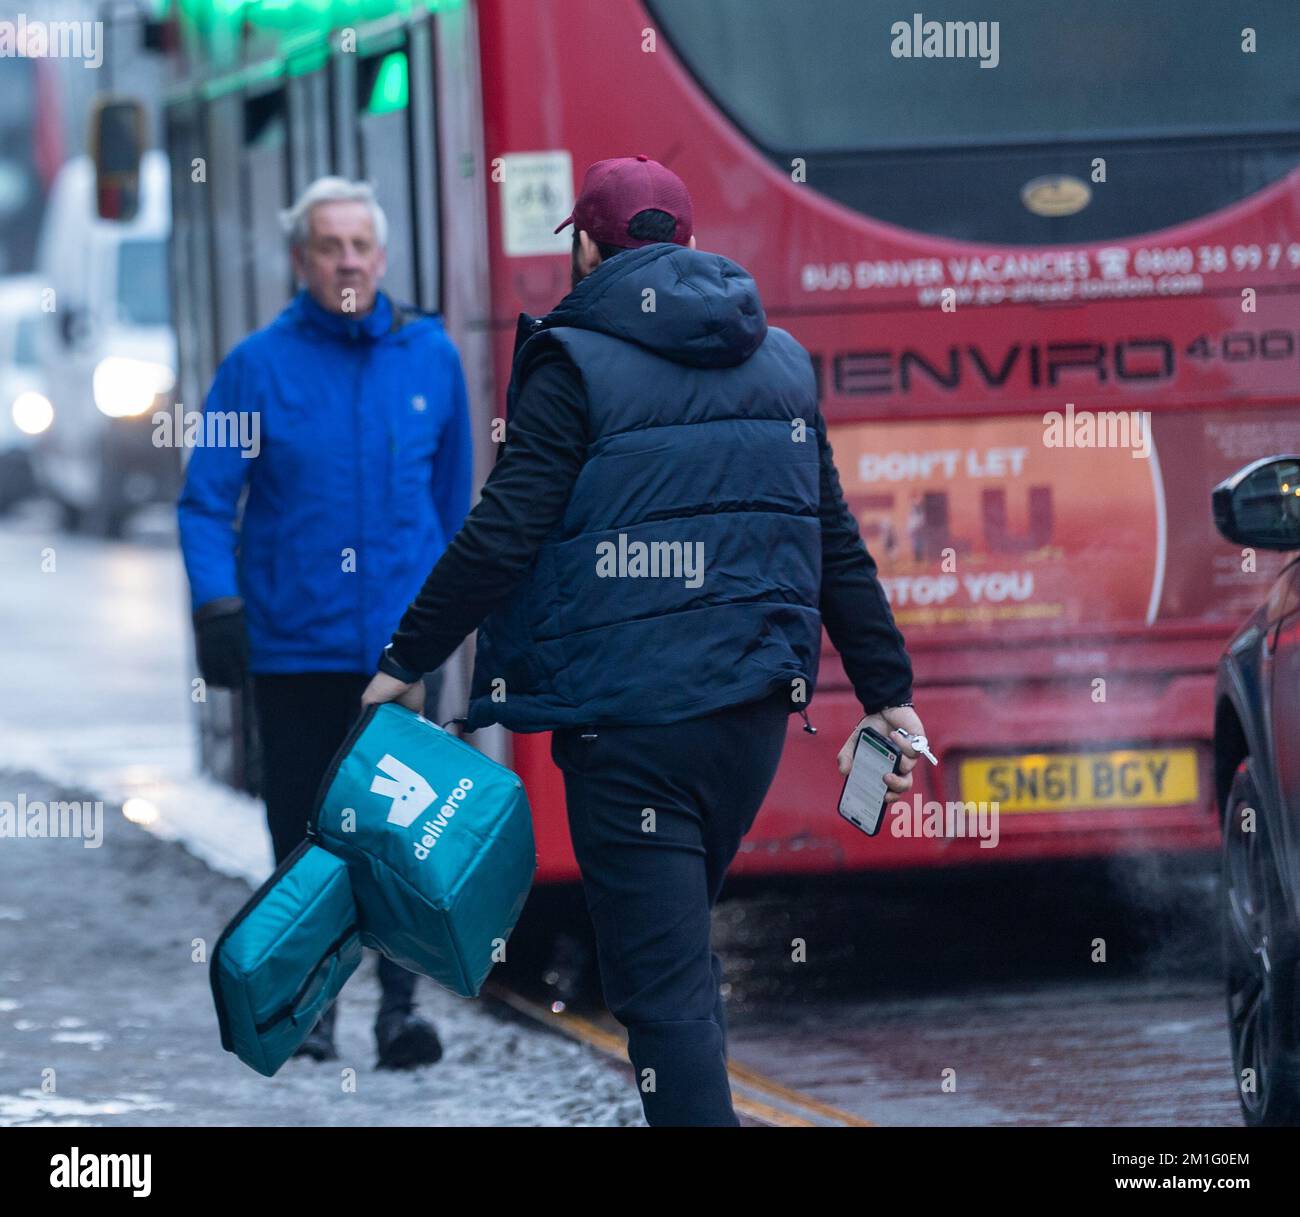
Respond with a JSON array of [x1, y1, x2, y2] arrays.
[[554, 154, 693, 248]]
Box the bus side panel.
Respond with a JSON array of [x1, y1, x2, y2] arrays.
[[474, 0, 1297, 874]]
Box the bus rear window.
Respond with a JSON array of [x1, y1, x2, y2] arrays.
[[648, 0, 1300, 151]]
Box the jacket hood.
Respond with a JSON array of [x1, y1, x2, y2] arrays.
[[543, 243, 767, 369]]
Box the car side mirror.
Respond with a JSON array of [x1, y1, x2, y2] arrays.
[[1212, 455, 1300, 551]]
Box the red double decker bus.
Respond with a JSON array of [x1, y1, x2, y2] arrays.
[[162, 0, 1300, 881]]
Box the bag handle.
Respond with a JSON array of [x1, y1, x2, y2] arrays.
[[291, 952, 339, 1025]]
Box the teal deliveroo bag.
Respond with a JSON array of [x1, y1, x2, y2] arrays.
[[311, 702, 536, 998], [210, 840, 363, 1077]]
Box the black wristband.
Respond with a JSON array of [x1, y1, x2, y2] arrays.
[[377, 644, 423, 684], [862, 699, 914, 715]]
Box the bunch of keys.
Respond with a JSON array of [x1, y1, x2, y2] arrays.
[[890, 727, 938, 765]]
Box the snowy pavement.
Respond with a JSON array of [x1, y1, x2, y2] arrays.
[[0, 512, 641, 1126], [0, 769, 642, 1127]]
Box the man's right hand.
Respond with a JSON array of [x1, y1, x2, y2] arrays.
[[194, 599, 250, 690]]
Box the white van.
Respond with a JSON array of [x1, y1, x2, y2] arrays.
[[0, 274, 50, 512], [33, 149, 178, 535]]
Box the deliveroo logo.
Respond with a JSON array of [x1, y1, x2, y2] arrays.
[[370, 754, 437, 827]]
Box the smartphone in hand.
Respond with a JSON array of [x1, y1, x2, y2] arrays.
[[838, 726, 902, 837]]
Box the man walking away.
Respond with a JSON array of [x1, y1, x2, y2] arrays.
[[361, 157, 924, 1121]]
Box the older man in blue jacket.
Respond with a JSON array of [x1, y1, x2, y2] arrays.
[[178, 177, 472, 1068]]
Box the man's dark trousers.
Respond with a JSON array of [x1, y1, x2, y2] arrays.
[[253, 670, 443, 1020], [550, 687, 790, 1126]]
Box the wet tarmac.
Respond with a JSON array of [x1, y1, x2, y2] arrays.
[[708, 860, 1240, 1125]]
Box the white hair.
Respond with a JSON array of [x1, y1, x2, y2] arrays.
[[280, 177, 388, 248]]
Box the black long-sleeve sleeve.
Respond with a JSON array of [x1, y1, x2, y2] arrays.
[[813, 409, 914, 714], [386, 352, 587, 675]]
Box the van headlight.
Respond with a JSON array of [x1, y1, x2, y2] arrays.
[[93, 357, 176, 418], [12, 390, 54, 435]]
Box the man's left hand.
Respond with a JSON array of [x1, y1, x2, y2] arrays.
[[361, 671, 425, 713]]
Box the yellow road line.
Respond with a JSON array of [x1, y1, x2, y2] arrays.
[[484, 982, 871, 1128], [732, 1094, 813, 1127], [727, 1059, 876, 1127]]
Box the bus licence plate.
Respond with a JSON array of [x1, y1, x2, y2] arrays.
[[958, 748, 1198, 813]]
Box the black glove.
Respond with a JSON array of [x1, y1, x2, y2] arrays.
[[194, 598, 249, 690]]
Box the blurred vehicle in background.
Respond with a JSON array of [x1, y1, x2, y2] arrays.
[[1212, 455, 1300, 1127], [32, 146, 178, 536], [0, 54, 59, 277], [0, 274, 52, 512]]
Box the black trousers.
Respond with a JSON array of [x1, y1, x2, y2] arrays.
[[550, 688, 790, 1126], [253, 669, 443, 1023]]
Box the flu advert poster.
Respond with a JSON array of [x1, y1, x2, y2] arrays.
[[830, 408, 1298, 637]]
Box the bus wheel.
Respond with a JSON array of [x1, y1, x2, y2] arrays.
[[1221, 761, 1300, 1126]]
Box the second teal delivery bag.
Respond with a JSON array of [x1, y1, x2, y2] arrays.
[[311, 703, 536, 997], [210, 840, 363, 1077]]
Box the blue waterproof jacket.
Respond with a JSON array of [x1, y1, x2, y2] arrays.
[[178, 290, 472, 674]]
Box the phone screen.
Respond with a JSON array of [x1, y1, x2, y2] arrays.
[[838, 729, 899, 836]]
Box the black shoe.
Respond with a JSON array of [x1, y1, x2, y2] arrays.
[[293, 1019, 338, 1062], [293, 1004, 338, 1062], [375, 1010, 443, 1070]]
